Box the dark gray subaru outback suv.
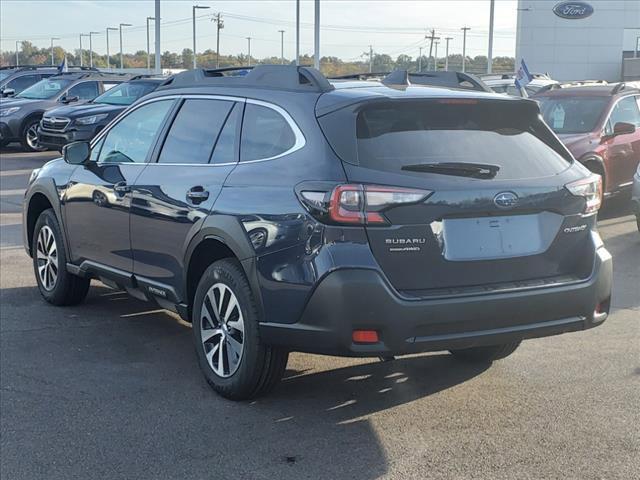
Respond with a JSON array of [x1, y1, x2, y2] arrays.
[[23, 66, 612, 400]]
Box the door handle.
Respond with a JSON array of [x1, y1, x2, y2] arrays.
[[113, 181, 130, 194], [186, 187, 210, 203]]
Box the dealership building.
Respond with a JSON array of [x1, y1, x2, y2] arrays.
[[516, 0, 640, 82]]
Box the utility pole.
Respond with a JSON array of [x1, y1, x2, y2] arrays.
[[314, 0, 320, 70], [279, 30, 285, 64], [50, 37, 60, 66], [146, 17, 155, 72], [487, 0, 495, 73], [434, 41, 439, 71], [79, 34, 88, 67], [444, 37, 452, 71], [15, 41, 19, 66], [119, 23, 132, 69], [368, 45, 373, 73], [192, 5, 210, 69], [155, 0, 161, 74], [461, 26, 471, 72], [106, 27, 117, 70], [214, 13, 224, 68], [88, 32, 99, 68], [426, 29, 440, 70], [295, 0, 300, 65], [246, 37, 252, 67], [418, 46, 423, 72]]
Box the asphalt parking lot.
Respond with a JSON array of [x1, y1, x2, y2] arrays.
[[1, 148, 638, 480]]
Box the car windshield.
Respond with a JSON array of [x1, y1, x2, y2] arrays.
[[93, 81, 158, 106], [538, 96, 609, 134], [16, 78, 72, 99]]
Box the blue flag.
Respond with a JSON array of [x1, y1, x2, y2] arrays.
[[58, 55, 68, 74], [514, 59, 532, 90]]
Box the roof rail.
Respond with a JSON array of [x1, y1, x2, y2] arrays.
[[478, 72, 551, 80], [381, 70, 492, 92], [159, 65, 334, 93], [536, 80, 609, 94], [0, 65, 99, 72], [327, 72, 390, 80], [611, 82, 640, 94]]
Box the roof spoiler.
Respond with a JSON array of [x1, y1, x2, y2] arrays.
[[159, 65, 334, 93]]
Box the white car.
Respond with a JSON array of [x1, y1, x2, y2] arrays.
[[481, 73, 559, 97]]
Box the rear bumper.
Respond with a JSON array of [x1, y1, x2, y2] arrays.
[[260, 238, 612, 356]]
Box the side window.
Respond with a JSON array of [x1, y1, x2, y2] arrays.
[[68, 81, 99, 100], [211, 104, 241, 164], [609, 96, 640, 128], [240, 103, 296, 162], [7, 74, 40, 93], [98, 100, 173, 164], [157, 99, 234, 165], [102, 82, 120, 91]]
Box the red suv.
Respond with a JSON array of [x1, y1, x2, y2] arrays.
[[535, 83, 640, 198]]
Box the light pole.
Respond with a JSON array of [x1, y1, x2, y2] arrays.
[[192, 5, 210, 69], [461, 26, 471, 73], [279, 30, 285, 64], [444, 37, 452, 71], [146, 17, 155, 71], [418, 47, 423, 72], [89, 32, 99, 68], [15, 40, 20, 66], [246, 37, 252, 67], [155, 0, 161, 74], [106, 27, 117, 70], [368, 45, 373, 73], [50, 37, 60, 66], [119, 23, 132, 70], [488, 0, 495, 73], [214, 13, 224, 68], [434, 41, 439, 71], [295, 0, 300, 65], [79, 34, 89, 67], [314, 0, 320, 70]]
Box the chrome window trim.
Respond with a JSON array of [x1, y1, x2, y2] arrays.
[[90, 93, 306, 167]]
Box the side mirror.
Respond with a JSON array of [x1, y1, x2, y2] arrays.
[[61, 95, 79, 104], [2, 88, 16, 97], [63, 141, 90, 165], [613, 121, 636, 136]]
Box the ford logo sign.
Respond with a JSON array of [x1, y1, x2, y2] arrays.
[[494, 192, 519, 209], [553, 1, 594, 19]]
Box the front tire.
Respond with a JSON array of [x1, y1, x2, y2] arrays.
[[449, 341, 521, 363], [21, 118, 47, 152], [32, 209, 90, 306], [192, 259, 288, 400]]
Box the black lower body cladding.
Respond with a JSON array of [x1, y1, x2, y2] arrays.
[[259, 239, 612, 357]]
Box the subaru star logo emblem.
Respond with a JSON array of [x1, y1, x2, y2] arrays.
[[494, 192, 519, 209]]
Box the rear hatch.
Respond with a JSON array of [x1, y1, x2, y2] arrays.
[[317, 97, 598, 295]]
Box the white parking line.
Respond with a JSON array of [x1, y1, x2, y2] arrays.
[[0, 189, 25, 196], [0, 169, 33, 177]]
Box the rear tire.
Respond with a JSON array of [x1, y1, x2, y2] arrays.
[[192, 259, 288, 400], [449, 341, 521, 363], [32, 209, 90, 306]]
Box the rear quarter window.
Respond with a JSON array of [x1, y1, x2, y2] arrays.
[[240, 103, 296, 161]]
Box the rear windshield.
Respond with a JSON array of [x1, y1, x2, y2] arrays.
[[320, 100, 571, 180], [93, 81, 159, 106], [538, 96, 608, 134]]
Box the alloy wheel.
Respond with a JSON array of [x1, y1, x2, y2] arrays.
[[26, 124, 46, 151], [200, 283, 245, 378], [36, 225, 58, 291]]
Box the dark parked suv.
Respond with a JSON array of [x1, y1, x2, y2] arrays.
[[37, 77, 165, 151], [0, 71, 129, 151], [0, 65, 96, 97], [23, 66, 612, 400]]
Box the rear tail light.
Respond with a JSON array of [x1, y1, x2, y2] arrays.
[[352, 330, 379, 344], [565, 175, 602, 215], [300, 184, 431, 226]]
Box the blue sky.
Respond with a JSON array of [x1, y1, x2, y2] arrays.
[[1, 0, 518, 60]]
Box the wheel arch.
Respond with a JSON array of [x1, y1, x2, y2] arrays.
[[25, 190, 58, 257], [183, 221, 260, 322], [579, 154, 607, 193]]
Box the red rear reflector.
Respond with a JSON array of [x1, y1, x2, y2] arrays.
[[352, 330, 379, 343]]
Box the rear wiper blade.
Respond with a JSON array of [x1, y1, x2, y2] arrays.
[[401, 162, 500, 179]]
